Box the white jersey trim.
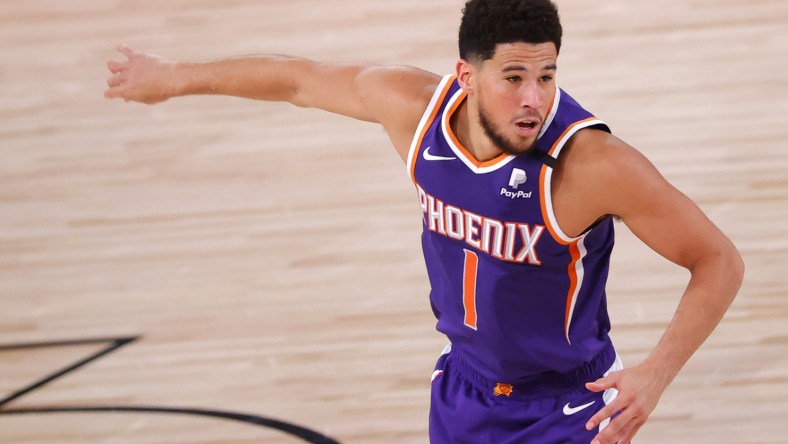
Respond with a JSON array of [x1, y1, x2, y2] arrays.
[[539, 87, 561, 140], [406, 74, 455, 183], [565, 235, 588, 344]]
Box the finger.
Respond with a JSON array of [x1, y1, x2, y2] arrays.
[[106, 73, 123, 88], [585, 373, 616, 392], [104, 86, 124, 99], [116, 44, 137, 59], [589, 411, 635, 444], [586, 397, 625, 430], [107, 60, 127, 74], [617, 421, 644, 444], [585, 381, 608, 392], [594, 416, 641, 444]]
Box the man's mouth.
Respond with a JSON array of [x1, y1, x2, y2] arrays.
[[514, 118, 541, 137]]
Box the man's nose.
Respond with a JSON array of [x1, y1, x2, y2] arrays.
[[520, 83, 544, 109]]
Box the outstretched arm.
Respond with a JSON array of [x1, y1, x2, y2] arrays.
[[562, 129, 744, 444], [105, 45, 440, 160]]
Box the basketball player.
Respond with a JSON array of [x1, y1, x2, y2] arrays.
[[104, 0, 744, 442]]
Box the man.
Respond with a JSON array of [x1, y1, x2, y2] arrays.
[[104, 0, 744, 443]]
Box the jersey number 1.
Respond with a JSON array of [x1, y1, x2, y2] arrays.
[[463, 249, 478, 330]]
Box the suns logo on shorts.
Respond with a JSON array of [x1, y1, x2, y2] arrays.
[[493, 383, 514, 397]]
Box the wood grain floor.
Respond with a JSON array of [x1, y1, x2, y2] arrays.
[[1, 0, 786, 443]]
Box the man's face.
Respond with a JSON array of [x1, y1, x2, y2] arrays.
[[471, 42, 558, 155]]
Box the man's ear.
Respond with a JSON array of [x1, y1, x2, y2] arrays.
[[456, 59, 475, 94]]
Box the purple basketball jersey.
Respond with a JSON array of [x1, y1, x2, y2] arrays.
[[407, 75, 615, 385]]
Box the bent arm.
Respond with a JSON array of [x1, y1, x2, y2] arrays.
[[105, 45, 440, 159], [614, 149, 742, 383], [570, 130, 744, 443], [586, 130, 744, 380], [623, 180, 744, 383]]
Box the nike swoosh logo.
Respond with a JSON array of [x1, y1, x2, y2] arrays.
[[431, 370, 444, 382], [423, 146, 457, 161], [562, 400, 595, 416]]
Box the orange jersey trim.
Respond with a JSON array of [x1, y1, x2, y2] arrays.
[[538, 116, 601, 245], [442, 91, 510, 169]]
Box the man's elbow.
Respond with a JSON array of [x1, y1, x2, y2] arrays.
[[689, 238, 745, 296], [728, 242, 745, 291], [704, 240, 745, 296]]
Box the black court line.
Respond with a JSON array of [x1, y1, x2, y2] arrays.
[[0, 336, 139, 408], [0, 336, 343, 444]]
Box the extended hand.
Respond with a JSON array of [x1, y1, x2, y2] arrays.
[[104, 45, 176, 104], [584, 363, 671, 444]]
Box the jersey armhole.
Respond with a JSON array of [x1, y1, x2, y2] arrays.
[[539, 119, 609, 244], [406, 74, 456, 185]]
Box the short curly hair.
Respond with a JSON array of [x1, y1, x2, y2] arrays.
[[459, 0, 562, 61]]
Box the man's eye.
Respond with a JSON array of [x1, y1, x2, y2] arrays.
[[540, 75, 554, 82], [506, 76, 521, 83]]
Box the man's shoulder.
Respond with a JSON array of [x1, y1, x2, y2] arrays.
[[560, 128, 666, 217], [562, 128, 638, 173], [354, 66, 442, 159]]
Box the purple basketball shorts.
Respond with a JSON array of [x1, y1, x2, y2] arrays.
[[429, 344, 623, 444]]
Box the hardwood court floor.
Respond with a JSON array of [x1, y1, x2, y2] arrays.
[[1, 1, 786, 443]]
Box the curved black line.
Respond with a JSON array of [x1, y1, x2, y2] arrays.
[[0, 336, 342, 442], [0, 405, 342, 444]]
